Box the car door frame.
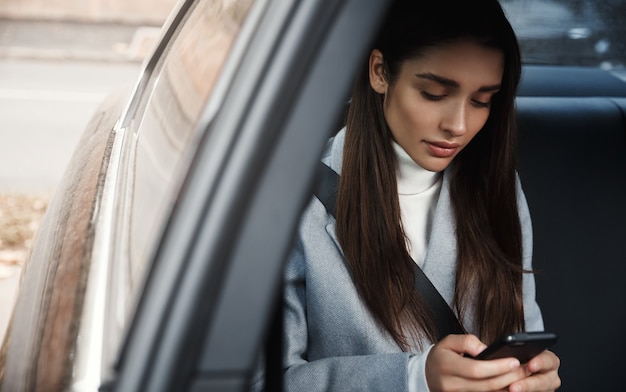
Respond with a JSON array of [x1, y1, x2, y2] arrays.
[[109, 0, 391, 391]]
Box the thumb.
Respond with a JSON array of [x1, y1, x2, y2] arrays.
[[438, 334, 487, 357]]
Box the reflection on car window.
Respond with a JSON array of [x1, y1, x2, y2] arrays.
[[500, 0, 626, 68], [129, 0, 255, 296]]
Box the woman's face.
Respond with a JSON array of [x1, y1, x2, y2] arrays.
[[369, 39, 504, 172]]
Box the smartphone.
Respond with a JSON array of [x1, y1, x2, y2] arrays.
[[473, 332, 558, 364]]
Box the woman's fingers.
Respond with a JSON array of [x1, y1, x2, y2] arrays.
[[462, 356, 522, 380], [437, 334, 487, 357], [426, 334, 528, 391], [436, 335, 521, 379], [508, 351, 561, 392], [429, 337, 562, 391], [429, 359, 527, 391], [508, 371, 562, 392], [527, 350, 560, 374]]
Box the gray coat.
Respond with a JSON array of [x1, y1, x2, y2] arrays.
[[266, 129, 543, 391]]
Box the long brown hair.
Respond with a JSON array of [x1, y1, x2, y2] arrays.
[[336, 0, 524, 349]]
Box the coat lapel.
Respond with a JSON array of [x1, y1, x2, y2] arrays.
[[324, 129, 459, 317], [421, 170, 458, 307]]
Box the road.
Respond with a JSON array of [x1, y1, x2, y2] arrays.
[[0, 58, 141, 194]]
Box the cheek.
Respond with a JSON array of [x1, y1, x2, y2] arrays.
[[384, 89, 427, 131], [395, 99, 435, 132], [468, 110, 491, 137]]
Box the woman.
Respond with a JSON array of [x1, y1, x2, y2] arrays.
[[267, 0, 561, 390]]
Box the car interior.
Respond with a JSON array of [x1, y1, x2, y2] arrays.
[[261, 54, 626, 392], [515, 65, 626, 390], [123, 1, 625, 390], [2, 1, 623, 391]]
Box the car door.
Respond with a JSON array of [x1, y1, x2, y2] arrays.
[[106, 1, 390, 391]]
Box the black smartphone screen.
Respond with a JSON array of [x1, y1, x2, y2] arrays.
[[474, 332, 558, 364]]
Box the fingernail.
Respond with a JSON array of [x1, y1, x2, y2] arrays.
[[510, 359, 520, 369], [510, 385, 521, 392]]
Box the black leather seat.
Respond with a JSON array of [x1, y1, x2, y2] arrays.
[[517, 96, 626, 391]]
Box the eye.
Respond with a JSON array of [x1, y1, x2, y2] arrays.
[[471, 99, 491, 108], [472, 91, 497, 108], [421, 91, 446, 101]]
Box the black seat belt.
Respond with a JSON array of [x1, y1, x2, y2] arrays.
[[314, 161, 466, 340]]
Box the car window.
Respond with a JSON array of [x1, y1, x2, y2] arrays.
[[127, 0, 255, 298], [501, 0, 626, 68]]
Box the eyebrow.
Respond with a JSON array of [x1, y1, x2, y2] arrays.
[[416, 72, 501, 92]]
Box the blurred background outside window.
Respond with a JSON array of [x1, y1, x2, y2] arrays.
[[502, 0, 626, 68]]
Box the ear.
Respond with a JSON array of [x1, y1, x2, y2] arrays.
[[369, 49, 388, 94]]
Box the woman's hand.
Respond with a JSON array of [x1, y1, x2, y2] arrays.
[[425, 334, 561, 392], [508, 350, 561, 392], [426, 334, 528, 391]]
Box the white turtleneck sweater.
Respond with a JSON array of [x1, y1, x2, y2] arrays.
[[392, 141, 442, 267], [392, 141, 443, 392]]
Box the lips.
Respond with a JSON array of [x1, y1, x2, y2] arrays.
[[425, 141, 460, 158]]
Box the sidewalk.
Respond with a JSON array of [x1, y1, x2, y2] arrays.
[[0, 0, 177, 25], [0, 19, 162, 62], [0, 0, 177, 62]]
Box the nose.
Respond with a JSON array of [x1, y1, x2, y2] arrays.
[[440, 101, 468, 136]]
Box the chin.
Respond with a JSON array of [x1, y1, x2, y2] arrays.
[[421, 159, 452, 173]]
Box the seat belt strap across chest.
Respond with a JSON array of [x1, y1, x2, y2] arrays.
[[314, 161, 466, 340]]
